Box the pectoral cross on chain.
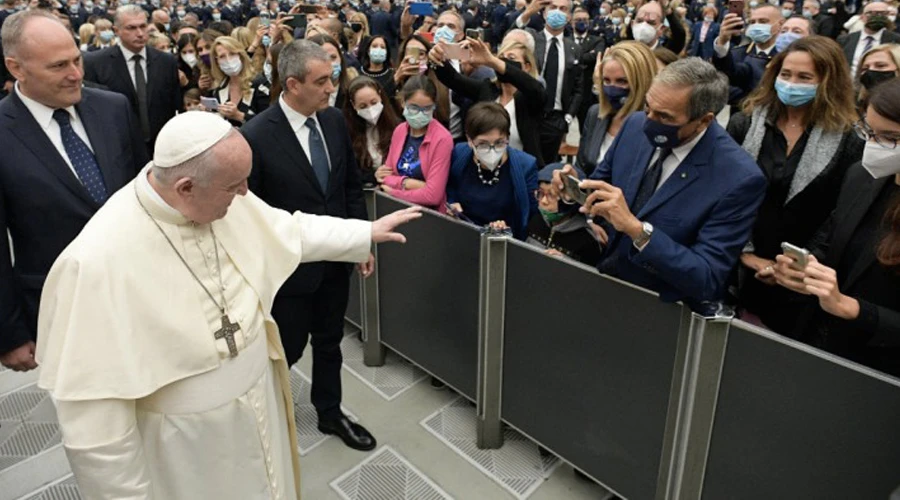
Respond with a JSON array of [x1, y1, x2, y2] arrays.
[[215, 314, 242, 358]]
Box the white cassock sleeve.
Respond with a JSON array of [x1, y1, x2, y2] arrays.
[[55, 398, 152, 499]]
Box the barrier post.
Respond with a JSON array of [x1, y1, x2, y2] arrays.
[[476, 231, 509, 449], [661, 313, 731, 500], [362, 189, 386, 366]]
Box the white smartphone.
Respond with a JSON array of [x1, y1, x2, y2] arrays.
[[200, 97, 219, 111], [781, 241, 810, 269]]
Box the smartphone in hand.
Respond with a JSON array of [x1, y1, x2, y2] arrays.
[[781, 242, 810, 270], [728, 0, 746, 17]]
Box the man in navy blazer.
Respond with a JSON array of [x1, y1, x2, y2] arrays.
[[0, 10, 147, 371], [554, 58, 766, 313]]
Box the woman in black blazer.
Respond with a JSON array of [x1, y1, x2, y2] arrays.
[[774, 80, 900, 377], [429, 38, 546, 166], [574, 41, 658, 176], [728, 37, 864, 335]]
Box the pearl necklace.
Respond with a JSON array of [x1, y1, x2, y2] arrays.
[[475, 158, 501, 185]]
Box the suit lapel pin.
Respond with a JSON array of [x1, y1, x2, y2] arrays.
[[681, 172, 687, 179]]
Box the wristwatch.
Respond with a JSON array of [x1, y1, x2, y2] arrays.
[[633, 221, 654, 249]]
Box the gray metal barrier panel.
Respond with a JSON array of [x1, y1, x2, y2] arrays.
[[346, 269, 362, 328], [374, 193, 481, 399], [702, 320, 900, 499], [501, 241, 685, 500]]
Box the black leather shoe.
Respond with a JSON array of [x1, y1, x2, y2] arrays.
[[318, 416, 377, 451]]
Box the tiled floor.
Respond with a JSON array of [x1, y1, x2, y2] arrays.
[[3, 333, 611, 500]]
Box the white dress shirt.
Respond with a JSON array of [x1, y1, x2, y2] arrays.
[[278, 94, 332, 170], [449, 59, 463, 138], [851, 28, 884, 76], [646, 127, 707, 190], [15, 82, 95, 180], [542, 30, 566, 112], [119, 45, 148, 90]]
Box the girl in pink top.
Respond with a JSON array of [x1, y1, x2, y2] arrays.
[[375, 75, 453, 212]]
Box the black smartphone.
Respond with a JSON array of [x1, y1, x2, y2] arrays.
[[287, 14, 307, 29]]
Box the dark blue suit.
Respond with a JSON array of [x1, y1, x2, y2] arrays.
[[589, 112, 766, 311], [0, 88, 147, 355], [688, 21, 720, 61], [713, 44, 776, 105]]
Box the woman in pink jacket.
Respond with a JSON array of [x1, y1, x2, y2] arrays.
[[375, 75, 453, 212]]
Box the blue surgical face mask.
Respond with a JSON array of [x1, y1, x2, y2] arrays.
[[781, 7, 793, 17], [774, 31, 801, 52], [802, 8, 813, 18], [774, 78, 818, 107], [403, 106, 433, 129], [331, 61, 342, 80], [574, 20, 588, 33], [435, 25, 457, 44], [643, 116, 687, 148], [746, 23, 772, 43], [546, 9, 568, 30], [99, 30, 115, 43], [369, 47, 387, 63], [602, 85, 629, 110]]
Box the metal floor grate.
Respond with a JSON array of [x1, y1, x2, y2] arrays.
[[340, 333, 427, 401], [421, 398, 562, 500], [330, 446, 453, 500], [22, 476, 81, 500], [290, 368, 358, 456], [0, 387, 47, 420]]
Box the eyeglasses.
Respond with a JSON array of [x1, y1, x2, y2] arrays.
[[473, 140, 509, 156], [405, 104, 436, 114], [533, 189, 558, 201], [854, 119, 900, 149]]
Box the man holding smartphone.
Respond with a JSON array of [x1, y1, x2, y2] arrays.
[[514, 0, 583, 164], [713, 4, 785, 106]]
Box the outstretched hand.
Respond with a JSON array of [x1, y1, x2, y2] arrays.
[[372, 206, 423, 244]]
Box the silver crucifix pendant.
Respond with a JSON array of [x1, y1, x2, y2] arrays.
[[214, 314, 242, 357]]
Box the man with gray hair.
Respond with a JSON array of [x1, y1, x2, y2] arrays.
[[37, 110, 421, 499], [553, 57, 767, 313], [83, 4, 180, 155], [242, 40, 379, 452]]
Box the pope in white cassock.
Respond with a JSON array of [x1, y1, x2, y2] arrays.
[[35, 111, 421, 500]]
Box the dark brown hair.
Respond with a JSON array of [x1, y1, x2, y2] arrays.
[[868, 80, 900, 270], [464, 101, 511, 139], [343, 76, 401, 174], [267, 42, 285, 104], [742, 35, 858, 132]]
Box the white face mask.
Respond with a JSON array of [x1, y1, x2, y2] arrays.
[[862, 140, 900, 179], [356, 102, 384, 126], [475, 146, 506, 171], [219, 56, 242, 76], [632, 21, 658, 45], [181, 52, 197, 68]]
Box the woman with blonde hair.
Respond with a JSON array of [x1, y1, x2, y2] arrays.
[[78, 23, 95, 51], [347, 11, 370, 57], [430, 38, 546, 165], [727, 35, 864, 334], [208, 36, 270, 125], [88, 18, 115, 52], [232, 25, 266, 75], [855, 43, 900, 113], [575, 41, 656, 175]]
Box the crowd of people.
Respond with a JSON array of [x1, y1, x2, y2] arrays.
[[0, 0, 899, 492]]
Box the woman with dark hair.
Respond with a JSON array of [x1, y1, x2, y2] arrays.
[[446, 102, 539, 240], [396, 34, 450, 126], [263, 42, 284, 104], [177, 33, 200, 90], [343, 76, 401, 186], [774, 78, 900, 377], [727, 35, 864, 334], [375, 75, 453, 211], [358, 35, 395, 98], [307, 34, 357, 109]]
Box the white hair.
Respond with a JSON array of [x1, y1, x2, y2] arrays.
[[504, 28, 535, 54]]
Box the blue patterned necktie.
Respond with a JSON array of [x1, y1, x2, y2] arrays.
[[632, 147, 671, 215], [305, 117, 330, 193], [53, 109, 108, 204]]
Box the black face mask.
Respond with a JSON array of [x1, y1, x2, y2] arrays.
[[865, 14, 890, 32], [860, 69, 897, 90], [350, 22, 363, 32]]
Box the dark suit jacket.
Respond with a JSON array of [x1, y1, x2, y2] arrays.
[[574, 104, 611, 176], [590, 113, 767, 312], [688, 21, 720, 61], [573, 33, 603, 125], [82, 45, 181, 152], [529, 29, 584, 118], [242, 105, 368, 296], [838, 30, 900, 65], [432, 60, 546, 166], [713, 43, 777, 105], [0, 88, 147, 354], [798, 163, 900, 376]]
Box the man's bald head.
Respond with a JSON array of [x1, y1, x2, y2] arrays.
[[1, 9, 67, 58]]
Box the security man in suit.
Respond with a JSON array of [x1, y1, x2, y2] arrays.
[[242, 40, 376, 452], [553, 58, 767, 314], [83, 5, 181, 156], [514, 0, 584, 164], [0, 10, 147, 371]]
